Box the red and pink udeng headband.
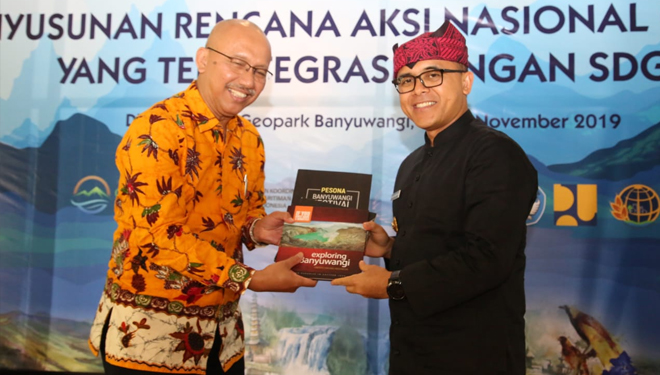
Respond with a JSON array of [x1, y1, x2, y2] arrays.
[[392, 21, 468, 76]]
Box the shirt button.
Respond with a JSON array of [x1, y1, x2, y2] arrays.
[[393, 350, 401, 356], [408, 202, 413, 208], [394, 259, 401, 266], [401, 230, 406, 236], [393, 320, 400, 325], [426, 151, 433, 157], [415, 175, 421, 181]]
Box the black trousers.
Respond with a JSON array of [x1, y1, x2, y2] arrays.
[[101, 314, 245, 375]]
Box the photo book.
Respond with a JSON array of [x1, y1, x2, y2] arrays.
[[275, 170, 375, 280], [291, 169, 372, 210]]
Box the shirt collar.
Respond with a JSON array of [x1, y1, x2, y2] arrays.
[[424, 110, 474, 148], [181, 81, 238, 133]]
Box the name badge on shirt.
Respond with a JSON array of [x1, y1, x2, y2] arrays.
[[391, 190, 401, 201]]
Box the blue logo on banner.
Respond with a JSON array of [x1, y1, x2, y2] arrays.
[[71, 176, 112, 214], [527, 187, 546, 226]]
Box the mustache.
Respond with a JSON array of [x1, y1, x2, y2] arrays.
[[226, 84, 256, 96]]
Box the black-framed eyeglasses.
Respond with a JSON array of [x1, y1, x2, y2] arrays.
[[206, 46, 273, 80], [392, 69, 467, 93]]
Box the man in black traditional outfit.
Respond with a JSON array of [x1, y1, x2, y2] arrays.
[[332, 20, 538, 375]]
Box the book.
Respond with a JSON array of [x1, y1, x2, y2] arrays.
[[275, 205, 371, 280], [291, 169, 372, 210], [275, 169, 374, 280]]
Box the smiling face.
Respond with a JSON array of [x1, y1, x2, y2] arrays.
[[397, 59, 473, 143], [196, 20, 272, 126]]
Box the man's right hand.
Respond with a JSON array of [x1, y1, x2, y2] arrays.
[[363, 221, 394, 259], [248, 253, 318, 292]]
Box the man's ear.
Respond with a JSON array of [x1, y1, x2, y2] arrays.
[[462, 70, 474, 95], [196, 47, 208, 73]]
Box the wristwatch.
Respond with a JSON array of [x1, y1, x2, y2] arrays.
[[387, 270, 405, 300]]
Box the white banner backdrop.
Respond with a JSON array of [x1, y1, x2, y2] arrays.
[[1, 1, 659, 374]]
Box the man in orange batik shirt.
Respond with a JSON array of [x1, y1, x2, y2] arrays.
[[88, 19, 317, 375]]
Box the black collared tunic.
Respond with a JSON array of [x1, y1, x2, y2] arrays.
[[388, 110, 538, 375]]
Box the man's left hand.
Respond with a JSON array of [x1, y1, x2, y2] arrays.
[[248, 253, 318, 292], [253, 211, 294, 245], [331, 261, 389, 299]]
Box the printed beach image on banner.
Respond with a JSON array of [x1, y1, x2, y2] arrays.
[[1, 1, 659, 374]]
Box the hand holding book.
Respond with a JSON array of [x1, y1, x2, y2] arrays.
[[252, 211, 295, 245], [248, 253, 318, 292], [330, 260, 390, 299], [362, 221, 394, 259]]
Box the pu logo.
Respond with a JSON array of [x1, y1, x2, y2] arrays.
[[71, 176, 112, 214], [293, 206, 314, 222], [554, 184, 597, 226]]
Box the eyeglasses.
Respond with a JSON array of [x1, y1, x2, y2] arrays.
[[392, 69, 467, 93], [206, 46, 273, 81]]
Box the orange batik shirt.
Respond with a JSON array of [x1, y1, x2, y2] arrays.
[[88, 81, 266, 374]]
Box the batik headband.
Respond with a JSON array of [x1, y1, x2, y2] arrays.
[[392, 20, 468, 76]]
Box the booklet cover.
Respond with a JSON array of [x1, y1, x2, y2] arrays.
[[291, 169, 372, 210], [275, 205, 371, 280]]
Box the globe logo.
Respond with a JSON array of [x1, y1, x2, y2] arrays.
[[610, 184, 659, 225]]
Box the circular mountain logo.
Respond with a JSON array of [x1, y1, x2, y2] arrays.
[[610, 184, 659, 225], [71, 176, 112, 214]]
